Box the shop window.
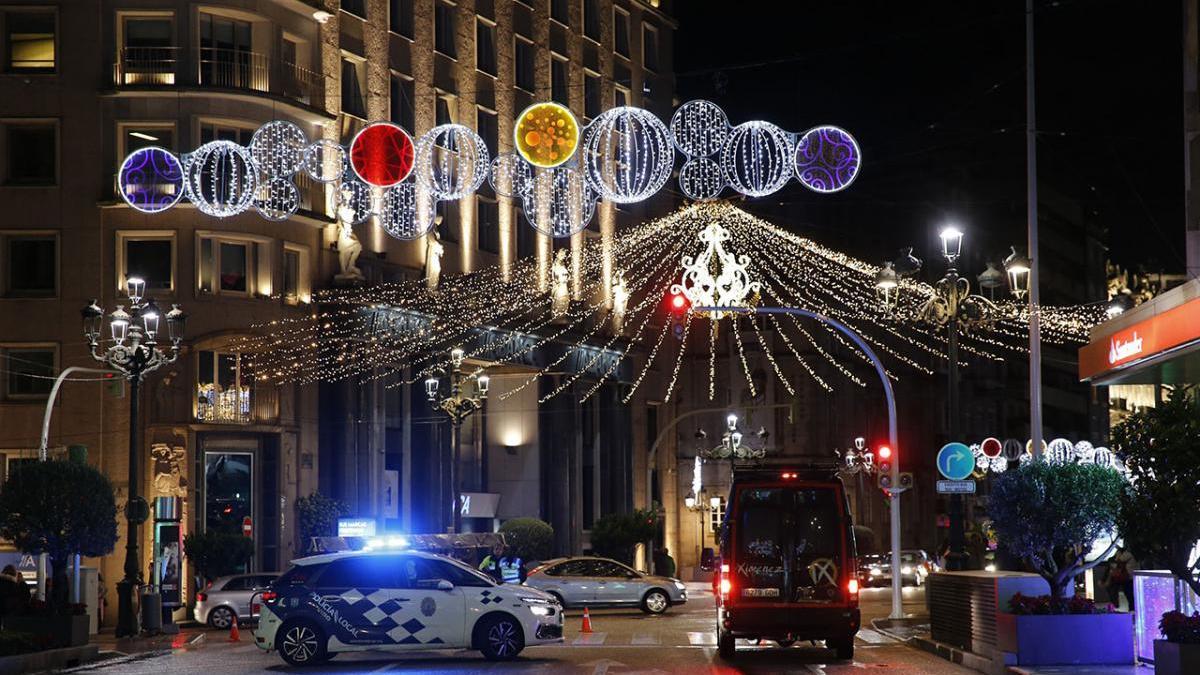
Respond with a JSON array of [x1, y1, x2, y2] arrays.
[[119, 233, 174, 293], [642, 22, 659, 72], [3, 233, 55, 297], [551, 55, 569, 106], [5, 11, 55, 72], [514, 37, 534, 92], [583, 0, 601, 41], [390, 0, 414, 38], [197, 350, 251, 423], [434, 1, 456, 58], [2, 346, 55, 399], [3, 122, 56, 186], [390, 74, 415, 131], [613, 7, 630, 58], [476, 18, 496, 76], [204, 451, 252, 536], [198, 235, 269, 297]]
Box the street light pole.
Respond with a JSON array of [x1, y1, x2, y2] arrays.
[[426, 348, 488, 534], [1025, 0, 1044, 459], [945, 280, 966, 571]]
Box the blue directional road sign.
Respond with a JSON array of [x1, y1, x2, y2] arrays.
[[937, 442, 976, 481]]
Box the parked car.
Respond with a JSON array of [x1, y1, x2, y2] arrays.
[[254, 548, 562, 665], [195, 573, 279, 629], [523, 556, 687, 614]]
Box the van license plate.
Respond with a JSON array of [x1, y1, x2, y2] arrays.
[[742, 588, 780, 597]]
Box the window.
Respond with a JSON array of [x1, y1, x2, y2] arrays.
[[3, 234, 55, 297], [614, 84, 630, 108], [583, 0, 601, 41], [710, 496, 726, 533], [514, 37, 535, 92], [198, 234, 269, 296], [477, 197, 499, 254], [3, 122, 56, 186], [593, 560, 633, 578], [5, 11, 54, 72], [121, 124, 176, 155], [475, 18, 496, 76], [435, 90, 456, 126], [282, 243, 310, 304], [341, 0, 366, 19], [199, 13, 252, 89], [551, 55, 569, 105], [390, 0, 413, 37], [584, 70, 602, 119], [199, 121, 253, 145], [642, 22, 659, 71], [517, 209, 534, 258], [437, 201, 458, 243], [118, 15, 174, 85], [613, 7, 630, 58], [477, 107, 498, 158], [197, 351, 251, 423], [123, 15, 171, 50], [318, 556, 400, 589], [341, 57, 367, 119], [204, 451, 252, 544], [434, 1, 456, 58], [2, 346, 54, 399], [390, 74, 415, 131], [119, 232, 174, 294], [551, 0, 570, 25]]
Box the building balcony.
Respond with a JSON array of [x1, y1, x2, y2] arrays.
[[196, 381, 279, 426], [112, 46, 327, 114]]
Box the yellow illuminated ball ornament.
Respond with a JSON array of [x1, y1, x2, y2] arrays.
[[514, 102, 579, 168]]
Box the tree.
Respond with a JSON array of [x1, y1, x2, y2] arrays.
[[183, 531, 254, 584], [1113, 386, 1200, 598], [295, 492, 347, 552], [590, 509, 659, 565], [989, 461, 1124, 599], [498, 518, 554, 562], [0, 460, 119, 609]]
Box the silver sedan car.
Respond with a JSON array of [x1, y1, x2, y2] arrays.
[[524, 557, 687, 614], [194, 572, 278, 629]]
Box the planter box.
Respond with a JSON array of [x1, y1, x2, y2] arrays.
[[1, 614, 89, 648], [1154, 640, 1200, 675], [997, 612, 1134, 666]]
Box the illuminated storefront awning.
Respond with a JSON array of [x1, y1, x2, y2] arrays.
[[1079, 278, 1200, 385]]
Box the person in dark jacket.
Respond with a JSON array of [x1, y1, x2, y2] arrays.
[[0, 565, 30, 616]]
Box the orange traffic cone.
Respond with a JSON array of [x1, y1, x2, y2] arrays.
[[580, 607, 593, 634], [228, 620, 241, 642]]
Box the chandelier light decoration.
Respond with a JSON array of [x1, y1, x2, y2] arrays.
[[117, 101, 862, 238]]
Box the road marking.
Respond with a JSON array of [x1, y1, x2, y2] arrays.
[[630, 633, 660, 645], [573, 632, 608, 646], [856, 628, 895, 644], [189, 633, 205, 645], [687, 631, 716, 646]]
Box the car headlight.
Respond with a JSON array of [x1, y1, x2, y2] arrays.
[[520, 596, 556, 616], [902, 566, 913, 575], [673, 581, 686, 590], [869, 568, 881, 576]]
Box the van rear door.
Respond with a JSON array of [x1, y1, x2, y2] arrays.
[[730, 483, 850, 605]]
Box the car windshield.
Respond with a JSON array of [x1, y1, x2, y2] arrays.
[[435, 556, 497, 587]]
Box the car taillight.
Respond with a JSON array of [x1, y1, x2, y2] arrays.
[[720, 577, 732, 596], [847, 578, 859, 596], [261, 591, 277, 603], [196, 592, 207, 602]]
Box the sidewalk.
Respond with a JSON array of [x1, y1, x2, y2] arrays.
[[92, 625, 209, 656]]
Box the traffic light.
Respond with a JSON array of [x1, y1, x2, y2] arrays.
[[667, 291, 690, 340], [876, 444, 893, 490]]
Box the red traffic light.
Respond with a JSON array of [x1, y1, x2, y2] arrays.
[[671, 293, 687, 310], [877, 445, 892, 460]]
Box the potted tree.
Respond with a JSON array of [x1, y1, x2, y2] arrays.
[[989, 460, 1132, 666], [498, 518, 555, 566], [182, 530, 255, 587], [1112, 387, 1200, 673], [0, 459, 119, 648], [295, 492, 347, 554], [590, 509, 659, 567]]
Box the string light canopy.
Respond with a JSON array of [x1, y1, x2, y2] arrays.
[[236, 203, 1105, 407]]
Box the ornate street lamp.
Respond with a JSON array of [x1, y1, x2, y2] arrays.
[[83, 283, 185, 638], [1003, 246, 1031, 300], [874, 262, 900, 311], [426, 348, 488, 533], [700, 413, 767, 461]]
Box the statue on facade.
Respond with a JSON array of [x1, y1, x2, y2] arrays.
[[611, 270, 629, 335], [335, 187, 364, 281], [552, 249, 570, 317], [150, 443, 188, 498], [425, 229, 444, 291]]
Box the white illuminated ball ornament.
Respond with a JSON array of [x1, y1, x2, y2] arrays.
[[185, 140, 258, 218], [254, 177, 300, 221], [1093, 447, 1113, 469], [489, 153, 533, 198], [1047, 438, 1076, 464], [249, 121, 308, 177], [670, 99, 730, 158], [1074, 440, 1096, 463], [678, 157, 725, 200], [582, 106, 674, 204], [303, 139, 347, 183], [378, 182, 437, 240], [522, 167, 595, 238], [721, 121, 794, 197], [416, 124, 490, 200], [336, 179, 374, 226]]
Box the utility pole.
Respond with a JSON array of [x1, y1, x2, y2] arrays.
[[1026, 0, 1044, 458]]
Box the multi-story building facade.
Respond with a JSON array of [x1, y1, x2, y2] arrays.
[[0, 0, 675, 625]]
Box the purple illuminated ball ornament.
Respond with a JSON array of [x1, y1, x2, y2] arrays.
[[118, 146, 184, 213], [793, 125, 861, 193]]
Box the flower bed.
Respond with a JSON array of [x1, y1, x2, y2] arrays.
[[1154, 611, 1200, 674], [997, 594, 1133, 666]]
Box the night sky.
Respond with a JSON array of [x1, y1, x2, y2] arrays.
[[673, 0, 1184, 277]]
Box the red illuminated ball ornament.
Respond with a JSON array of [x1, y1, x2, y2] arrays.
[[980, 437, 1002, 459], [349, 122, 415, 187]]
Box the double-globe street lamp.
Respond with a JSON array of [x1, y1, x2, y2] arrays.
[[81, 277, 186, 638], [425, 348, 489, 534], [875, 227, 1029, 570]]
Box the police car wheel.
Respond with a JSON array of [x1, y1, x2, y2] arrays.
[[208, 606, 235, 630], [278, 620, 326, 666], [641, 589, 669, 614], [478, 614, 524, 661]]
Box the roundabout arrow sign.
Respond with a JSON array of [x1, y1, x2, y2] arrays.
[[937, 442, 976, 481]]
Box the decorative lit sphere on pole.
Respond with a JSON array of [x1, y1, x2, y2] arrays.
[[514, 102, 579, 168], [721, 121, 794, 197], [303, 139, 347, 183], [118, 146, 184, 214], [249, 120, 308, 177], [416, 124, 490, 200], [185, 140, 258, 218], [582, 106, 674, 204], [793, 125, 861, 193], [669, 99, 729, 158]]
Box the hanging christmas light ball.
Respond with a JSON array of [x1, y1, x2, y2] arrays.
[[336, 179, 374, 225], [415, 124, 490, 200], [581, 106, 673, 204], [118, 146, 184, 213], [302, 139, 346, 183], [249, 120, 308, 177], [378, 182, 437, 240], [1093, 446, 1113, 469], [1074, 440, 1096, 463], [185, 140, 258, 218], [349, 122, 415, 187], [669, 99, 729, 157], [522, 166, 595, 237], [514, 102, 579, 168], [720, 120, 794, 197], [678, 156, 725, 201], [793, 125, 861, 193], [254, 177, 300, 221], [1047, 437, 1076, 464], [489, 152, 533, 198]]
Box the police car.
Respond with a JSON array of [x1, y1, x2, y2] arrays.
[[253, 544, 563, 665]]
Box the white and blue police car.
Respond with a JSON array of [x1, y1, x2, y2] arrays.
[[253, 542, 563, 666]]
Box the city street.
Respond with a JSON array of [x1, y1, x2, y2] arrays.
[[73, 587, 960, 674]]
